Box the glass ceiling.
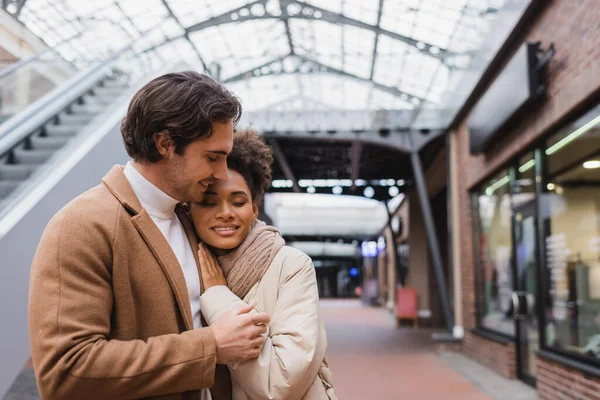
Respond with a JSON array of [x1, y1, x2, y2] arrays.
[[15, 0, 527, 126]]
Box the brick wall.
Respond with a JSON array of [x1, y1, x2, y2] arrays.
[[461, 0, 600, 189], [407, 190, 430, 313], [462, 332, 516, 379], [537, 357, 600, 400], [454, 0, 600, 387]]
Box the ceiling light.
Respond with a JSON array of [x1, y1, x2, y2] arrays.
[[389, 187, 400, 197], [546, 114, 600, 155], [547, 183, 555, 191], [484, 175, 510, 196], [518, 159, 535, 173], [332, 186, 343, 195], [364, 187, 375, 198], [583, 160, 600, 169], [307, 186, 316, 194]]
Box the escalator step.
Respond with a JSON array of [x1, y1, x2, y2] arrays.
[[45, 124, 84, 137], [87, 95, 118, 105], [0, 164, 36, 180], [30, 136, 70, 150], [93, 86, 127, 97], [59, 113, 95, 125], [71, 103, 105, 115], [102, 80, 128, 88], [0, 181, 20, 199], [12, 149, 55, 165]]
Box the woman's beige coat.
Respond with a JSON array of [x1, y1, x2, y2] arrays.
[[200, 246, 337, 400]]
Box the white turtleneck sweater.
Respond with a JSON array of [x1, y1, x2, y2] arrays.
[[123, 162, 211, 400]]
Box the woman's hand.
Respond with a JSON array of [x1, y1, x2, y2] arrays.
[[198, 243, 227, 289]]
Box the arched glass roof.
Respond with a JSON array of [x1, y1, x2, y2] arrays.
[[14, 0, 530, 126]]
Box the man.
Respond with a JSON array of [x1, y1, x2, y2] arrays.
[[28, 71, 269, 400]]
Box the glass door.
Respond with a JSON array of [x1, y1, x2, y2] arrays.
[[512, 202, 540, 386]]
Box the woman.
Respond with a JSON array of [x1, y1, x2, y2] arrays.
[[189, 130, 336, 400]]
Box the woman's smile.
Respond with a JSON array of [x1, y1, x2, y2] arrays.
[[212, 224, 240, 237]]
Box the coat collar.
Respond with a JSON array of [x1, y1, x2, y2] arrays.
[[102, 165, 196, 330], [102, 165, 143, 216]]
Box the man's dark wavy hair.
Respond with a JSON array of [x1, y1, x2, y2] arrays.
[[121, 71, 242, 163]]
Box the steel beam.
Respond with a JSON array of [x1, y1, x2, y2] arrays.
[[369, 0, 385, 81], [185, 0, 449, 61], [255, 94, 338, 111], [409, 143, 454, 331], [160, 0, 208, 71], [267, 137, 301, 193], [2, 0, 27, 17], [240, 109, 419, 133], [262, 130, 414, 154], [224, 53, 426, 103], [115, 2, 167, 64], [385, 201, 404, 285], [350, 142, 363, 191]]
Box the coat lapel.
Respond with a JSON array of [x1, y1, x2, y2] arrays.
[[132, 211, 194, 331], [103, 165, 194, 331]]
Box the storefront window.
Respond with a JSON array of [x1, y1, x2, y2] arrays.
[[513, 152, 536, 208], [476, 171, 515, 336], [543, 104, 600, 363]]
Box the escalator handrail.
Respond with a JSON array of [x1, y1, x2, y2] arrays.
[[0, 21, 165, 159], [0, 30, 86, 80]]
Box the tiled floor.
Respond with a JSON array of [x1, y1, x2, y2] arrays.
[[3, 299, 538, 400], [320, 299, 493, 400]]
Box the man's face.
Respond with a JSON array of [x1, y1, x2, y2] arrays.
[[162, 120, 233, 203]]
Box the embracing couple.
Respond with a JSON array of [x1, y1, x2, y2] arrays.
[[28, 72, 336, 400]]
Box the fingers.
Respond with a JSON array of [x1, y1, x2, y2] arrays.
[[251, 336, 265, 348], [248, 311, 270, 326], [233, 303, 255, 316], [198, 245, 210, 269], [198, 244, 221, 272], [250, 324, 268, 337], [247, 346, 262, 359]]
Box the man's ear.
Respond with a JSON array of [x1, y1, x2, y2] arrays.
[[155, 132, 173, 158]]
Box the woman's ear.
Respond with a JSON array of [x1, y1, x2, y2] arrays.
[[252, 203, 259, 221]]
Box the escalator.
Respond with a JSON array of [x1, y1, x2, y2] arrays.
[[0, 71, 130, 210]]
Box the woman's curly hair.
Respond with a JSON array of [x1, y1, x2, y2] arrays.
[[227, 130, 273, 207]]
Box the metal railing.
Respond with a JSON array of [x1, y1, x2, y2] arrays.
[[0, 21, 167, 160]]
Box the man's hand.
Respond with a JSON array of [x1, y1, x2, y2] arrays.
[[198, 243, 226, 289], [210, 303, 270, 364]]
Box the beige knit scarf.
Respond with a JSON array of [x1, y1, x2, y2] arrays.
[[217, 220, 285, 299]]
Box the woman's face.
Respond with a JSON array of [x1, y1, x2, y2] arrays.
[[190, 169, 258, 250]]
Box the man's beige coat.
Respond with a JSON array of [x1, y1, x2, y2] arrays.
[[28, 166, 231, 400]]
